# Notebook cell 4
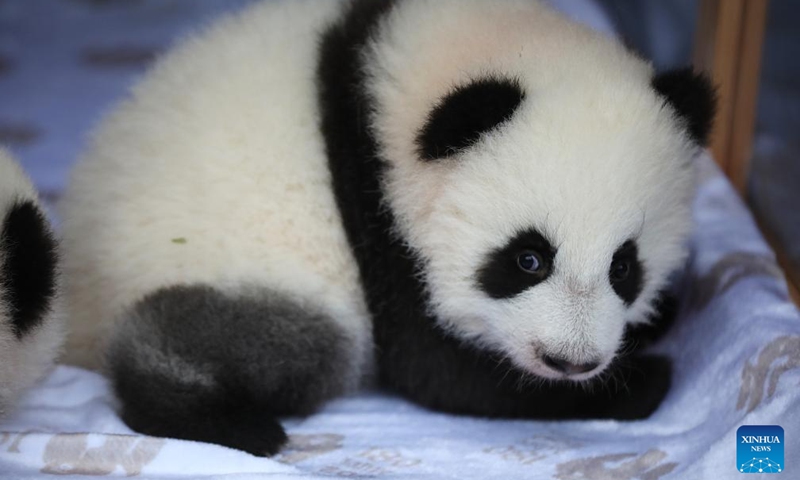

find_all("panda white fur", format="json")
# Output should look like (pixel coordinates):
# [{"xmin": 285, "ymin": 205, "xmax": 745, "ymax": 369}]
[
  {"xmin": 0, "ymin": 149, "xmax": 62, "ymax": 419},
  {"xmin": 61, "ymin": 0, "xmax": 715, "ymax": 455}
]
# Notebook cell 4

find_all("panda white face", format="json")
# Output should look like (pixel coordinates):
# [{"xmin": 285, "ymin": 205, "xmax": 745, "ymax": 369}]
[
  {"xmin": 369, "ymin": 63, "xmax": 711, "ymax": 382},
  {"xmin": 360, "ymin": 0, "xmax": 715, "ymax": 382},
  {"xmin": 385, "ymin": 71, "xmax": 705, "ymax": 381}
]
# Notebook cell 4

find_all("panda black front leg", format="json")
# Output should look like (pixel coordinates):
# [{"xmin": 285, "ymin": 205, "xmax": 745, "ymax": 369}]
[
  {"xmin": 107, "ymin": 284, "xmax": 356, "ymax": 456},
  {"xmin": 592, "ymin": 354, "xmax": 673, "ymax": 420},
  {"xmin": 377, "ymin": 318, "xmax": 671, "ymax": 421}
]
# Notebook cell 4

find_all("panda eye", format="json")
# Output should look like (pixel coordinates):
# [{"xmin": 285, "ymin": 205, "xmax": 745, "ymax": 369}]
[
  {"xmin": 610, "ymin": 259, "xmax": 631, "ymax": 283},
  {"xmin": 517, "ymin": 251, "xmax": 543, "ymax": 273}
]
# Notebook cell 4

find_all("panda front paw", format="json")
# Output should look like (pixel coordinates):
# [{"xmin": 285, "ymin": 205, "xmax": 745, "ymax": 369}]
[
  {"xmin": 604, "ymin": 355, "xmax": 672, "ymax": 420},
  {"xmin": 206, "ymin": 413, "xmax": 289, "ymax": 457},
  {"xmin": 121, "ymin": 405, "xmax": 289, "ymax": 457}
]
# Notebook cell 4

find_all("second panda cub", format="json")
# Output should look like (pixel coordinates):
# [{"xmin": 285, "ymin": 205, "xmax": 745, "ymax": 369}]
[
  {"xmin": 61, "ymin": 0, "xmax": 715, "ymax": 455},
  {"xmin": 0, "ymin": 149, "xmax": 62, "ymax": 420}
]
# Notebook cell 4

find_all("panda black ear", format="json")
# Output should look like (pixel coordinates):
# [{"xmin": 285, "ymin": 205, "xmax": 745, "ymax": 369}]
[
  {"xmin": 652, "ymin": 67, "xmax": 717, "ymax": 146},
  {"xmin": 0, "ymin": 200, "xmax": 58, "ymax": 339},
  {"xmin": 416, "ymin": 77, "xmax": 526, "ymax": 161}
]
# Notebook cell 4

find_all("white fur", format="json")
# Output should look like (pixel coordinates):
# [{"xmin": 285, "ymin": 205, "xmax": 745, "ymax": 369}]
[
  {"xmin": 60, "ymin": 0, "xmax": 372, "ymax": 379},
  {"xmin": 0, "ymin": 149, "xmax": 64, "ymax": 418},
  {"xmin": 62, "ymin": 0, "xmax": 697, "ymax": 383}
]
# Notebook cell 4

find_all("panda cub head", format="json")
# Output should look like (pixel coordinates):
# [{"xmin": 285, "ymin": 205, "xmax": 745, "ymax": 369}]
[
  {"xmin": 0, "ymin": 149, "xmax": 62, "ymax": 418},
  {"xmin": 365, "ymin": 4, "xmax": 715, "ymax": 381}
]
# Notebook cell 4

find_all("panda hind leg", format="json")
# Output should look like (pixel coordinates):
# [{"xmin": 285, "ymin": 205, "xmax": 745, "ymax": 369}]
[{"xmin": 107, "ymin": 284, "xmax": 356, "ymax": 456}]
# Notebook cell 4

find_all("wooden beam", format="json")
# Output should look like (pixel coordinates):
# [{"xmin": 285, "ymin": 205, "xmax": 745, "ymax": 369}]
[
  {"xmin": 694, "ymin": 0, "xmax": 745, "ymax": 174},
  {"xmin": 693, "ymin": 0, "xmax": 769, "ymax": 195},
  {"xmin": 727, "ymin": 0, "xmax": 769, "ymax": 192}
]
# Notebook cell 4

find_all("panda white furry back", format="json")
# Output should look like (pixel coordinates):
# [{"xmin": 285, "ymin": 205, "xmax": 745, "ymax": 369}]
[
  {"xmin": 0, "ymin": 149, "xmax": 63, "ymax": 419},
  {"xmin": 60, "ymin": 0, "xmax": 715, "ymax": 455}
]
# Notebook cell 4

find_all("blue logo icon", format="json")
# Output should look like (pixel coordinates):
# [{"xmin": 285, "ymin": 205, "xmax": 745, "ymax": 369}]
[{"xmin": 737, "ymin": 425, "xmax": 784, "ymax": 473}]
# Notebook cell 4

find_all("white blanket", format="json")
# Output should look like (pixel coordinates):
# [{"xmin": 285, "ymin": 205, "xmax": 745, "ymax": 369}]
[{"xmin": 2, "ymin": 155, "xmax": 798, "ymax": 480}]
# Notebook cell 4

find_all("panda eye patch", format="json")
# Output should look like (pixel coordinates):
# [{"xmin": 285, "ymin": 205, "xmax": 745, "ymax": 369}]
[
  {"xmin": 477, "ymin": 229, "xmax": 556, "ymax": 299},
  {"xmin": 609, "ymin": 240, "xmax": 644, "ymax": 306},
  {"xmin": 517, "ymin": 251, "xmax": 543, "ymax": 273}
]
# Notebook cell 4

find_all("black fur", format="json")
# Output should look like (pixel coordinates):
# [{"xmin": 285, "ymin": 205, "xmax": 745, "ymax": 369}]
[
  {"xmin": 319, "ymin": 0, "xmax": 669, "ymax": 421},
  {"xmin": 653, "ymin": 68, "xmax": 717, "ymax": 146},
  {"xmin": 624, "ymin": 291, "xmax": 680, "ymax": 353},
  {"xmin": 609, "ymin": 240, "xmax": 644, "ymax": 306},
  {"xmin": 107, "ymin": 285, "xmax": 353, "ymax": 456},
  {"xmin": 0, "ymin": 200, "xmax": 57, "ymax": 339},
  {"xmin": 477, "ymin": 228, "xmax": 556, "ymax": 299},
  {"xmin": 416, "ymin": 78, "xmax": 525, "ymax": 160}
]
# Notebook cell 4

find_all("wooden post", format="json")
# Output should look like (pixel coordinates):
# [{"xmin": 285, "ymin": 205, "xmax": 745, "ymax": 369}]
[{"xmin": 693, "ymin": 0, "xmax": 769, "ymax": 194}]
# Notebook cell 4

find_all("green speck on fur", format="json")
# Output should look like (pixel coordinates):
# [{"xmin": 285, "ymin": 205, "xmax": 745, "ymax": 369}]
[{"xmin": 171, "ymin": 237, "xmax": 188, "ymax": 245}]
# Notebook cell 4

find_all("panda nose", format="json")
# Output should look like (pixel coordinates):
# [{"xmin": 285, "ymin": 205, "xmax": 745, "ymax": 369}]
[{"xmin": 542, "ymin": 354, "xmax": 600, "ymax": 375}]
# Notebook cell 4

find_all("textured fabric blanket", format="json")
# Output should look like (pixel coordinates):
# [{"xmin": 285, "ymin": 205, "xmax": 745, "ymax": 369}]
[{"xmin": 2, "ymin": 155, "xmax": 798, "ymax": 480}]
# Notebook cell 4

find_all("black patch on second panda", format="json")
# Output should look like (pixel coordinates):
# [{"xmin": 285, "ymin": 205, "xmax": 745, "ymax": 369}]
[
  {"xmin": 652, "ymin": 68, "xmax": 717, "ymax": 146},
  {"xmin": 0, "ymin": 200, "xmax": 57, "ymax": 339},
  {"xmin": 416, "ymin": 78, "xmax": 525, "ymax": 160},
  {"xmin": 477, "ymin": 228, "xmax": 556, "ymax": 299},
  {"xmin": 609, "ymin": 240, "xmax": 644, "ymax": 306}
]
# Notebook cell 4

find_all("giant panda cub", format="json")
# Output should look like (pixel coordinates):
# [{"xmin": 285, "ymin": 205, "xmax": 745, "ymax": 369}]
[
  {"xmin": 0, "ymin": 149, "xmax": 62, "ymax": 419},
  {"xmin": 61, "ymin": 0, "xmax": 715, "ymax": 455}
]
